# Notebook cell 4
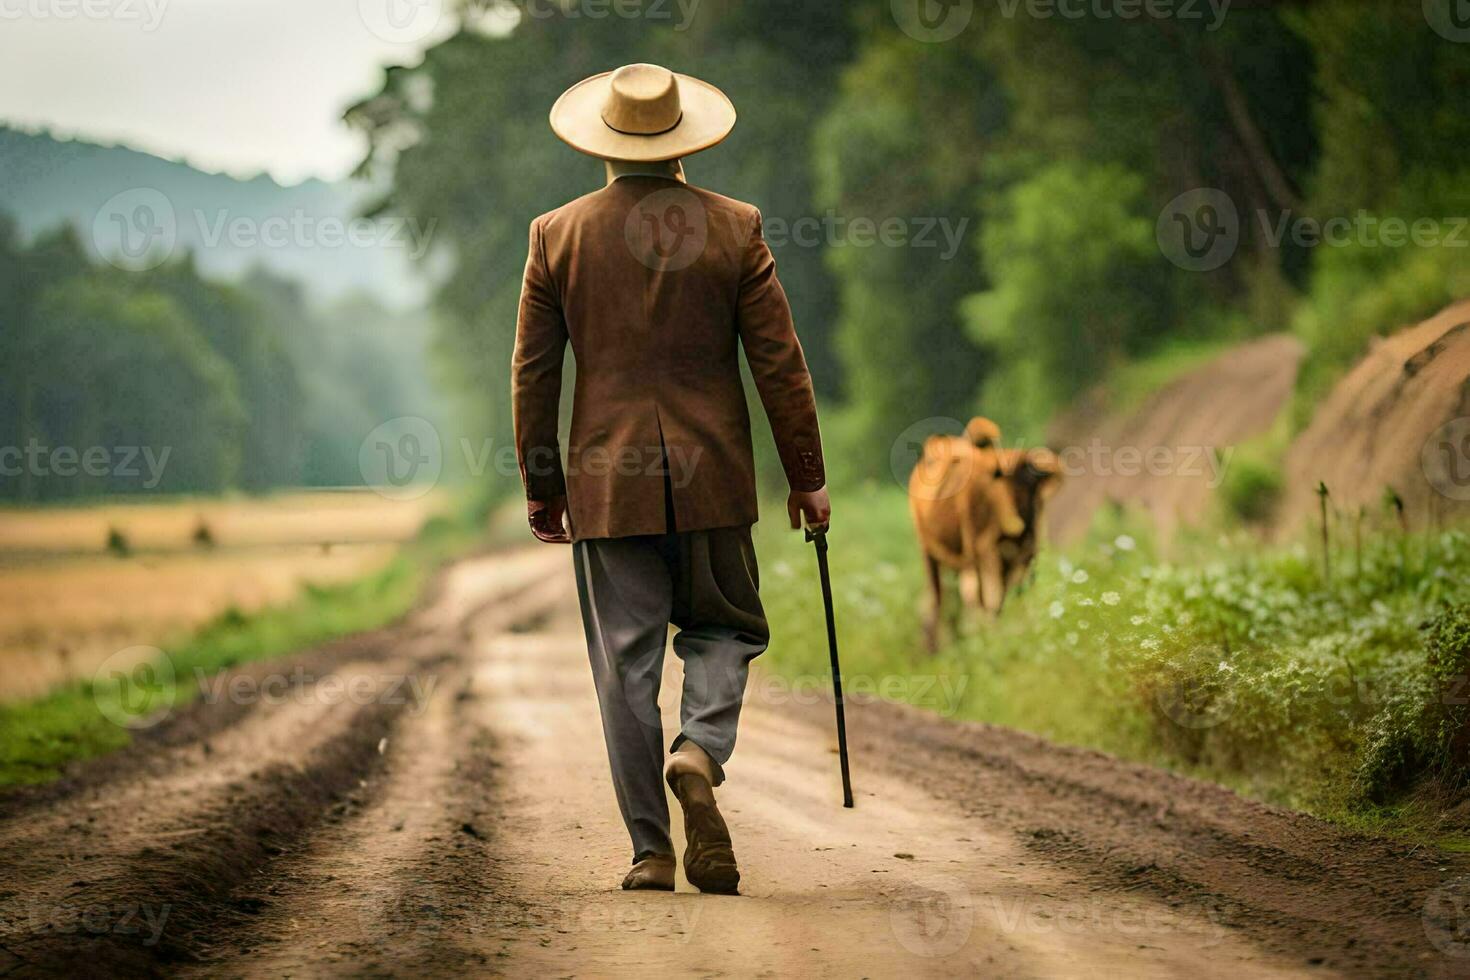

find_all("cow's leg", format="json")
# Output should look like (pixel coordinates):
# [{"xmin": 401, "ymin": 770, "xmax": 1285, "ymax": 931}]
[
  {"xmin": 958, "ymin": 569, "xmax": 980, "ymax": 608},
  {"xmin": 957, "ymin": 490, "xmax": 980, "ymax": 613},
  {"xmin": 947, "ymin": 579, "xmax": 965, "ymax": 637},
  {"xmin": 976, "ymin": 538, "xmax": 1005, "ymax": 617},
  {"xmin": 921, "ymin": 552, "xmax": 943, "ymax": 652}
]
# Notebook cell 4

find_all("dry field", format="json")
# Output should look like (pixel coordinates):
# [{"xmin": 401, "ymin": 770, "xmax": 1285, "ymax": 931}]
[
  {"xmin": 0, "ymin": 491, "xmax": 441, "ymax": 702},
  {"xmin": 0, "ymin": 490, "xmax": 436, "ymax": 554}
]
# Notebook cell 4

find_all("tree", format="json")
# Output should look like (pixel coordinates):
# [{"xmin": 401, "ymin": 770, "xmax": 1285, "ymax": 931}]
[
  {"xmin": 965, "ymin": 162, "xmax": 1165, "ymax": 439},
  {"xmin": 811, "ymin": 33, "xmax": 1000, "ymax": 475},
  {"xmin": 27, "ymin": 276, "xmax": 245, "ymax": 496},
  {"xmin": 145, "ymin": 260, "xmax": 305, "ymax": 490}
]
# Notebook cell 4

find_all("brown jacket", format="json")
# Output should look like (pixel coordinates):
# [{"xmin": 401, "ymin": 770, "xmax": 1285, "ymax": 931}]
[{"xmin": 512, "ymin": 175, "xmax": 824, "ymax": 539}]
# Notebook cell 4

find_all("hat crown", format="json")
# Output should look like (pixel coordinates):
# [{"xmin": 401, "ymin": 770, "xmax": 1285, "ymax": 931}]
[{"xmin": 601, "ymin": 64, "xmax": 682, "ymax": 136}]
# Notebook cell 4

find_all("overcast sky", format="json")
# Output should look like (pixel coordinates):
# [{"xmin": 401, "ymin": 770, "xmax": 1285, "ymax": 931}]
[{"xmin": 0, "ymin": 0, "xmax": 462, "ymax": 184}]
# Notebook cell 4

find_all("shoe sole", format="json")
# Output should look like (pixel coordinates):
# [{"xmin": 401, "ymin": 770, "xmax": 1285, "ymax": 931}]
[{"xmin": 671, "ymin": 777, "xmax": 740, "ymax": 895}]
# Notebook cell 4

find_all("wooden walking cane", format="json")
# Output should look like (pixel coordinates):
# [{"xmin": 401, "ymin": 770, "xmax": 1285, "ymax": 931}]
[{"xmin": 805, "ymin": 524, "xmax": 854, "ymax": 808}]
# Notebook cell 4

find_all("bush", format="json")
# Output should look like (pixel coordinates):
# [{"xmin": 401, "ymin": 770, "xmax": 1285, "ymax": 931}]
[
  {"xmin": 1221, "ymin": 457, "xmax": 1284, "ymax": 525},
  {"xmin": 1356, "ymin": 603, "xmax": 1470, "ymax": 803},
  {"xmin": 106, "ymin": 526, "xmax": 131, "ymax": 557},
  {"xmin": 965, "ymin": 162, "xmax": 1171, "ymax": 440}
]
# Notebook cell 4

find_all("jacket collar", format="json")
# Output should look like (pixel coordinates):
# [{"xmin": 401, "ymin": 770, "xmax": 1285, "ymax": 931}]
[{"xmin": 605, "ymin": 159, "xmax": 686, "ymax": 186}]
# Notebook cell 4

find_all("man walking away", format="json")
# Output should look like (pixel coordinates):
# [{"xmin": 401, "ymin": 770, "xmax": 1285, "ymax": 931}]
[{"xmin": 512, "ymin": 63, "xmax": 831, "ymax": 894}]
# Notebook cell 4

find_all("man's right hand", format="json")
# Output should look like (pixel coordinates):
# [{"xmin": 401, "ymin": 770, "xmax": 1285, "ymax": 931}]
[
  {"xmin": 787, "ymin": 485, "xmax": 831, "ymax": 531},
  {"xmin": 528, "ymin": 496, "xmax": 572, "ymax": 544}
]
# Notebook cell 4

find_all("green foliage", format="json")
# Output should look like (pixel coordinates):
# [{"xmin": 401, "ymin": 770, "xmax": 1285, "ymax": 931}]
[
  {"xmin": 245, "ymin": 272, "xmax": 452, "ymax": 488},
  {"xmin": 966, "ymin": 163, "xmax": 1167, "ymax": 439},
  {"xmin": 0, "ymin": 221, "xmax": 450, "ymax": 501},
  {"xmin": 1221, "ymin": 456, "xmax": 1284, "ymax": 526},
  {"xmin": 1356, "ymin": 604, "xmax": 1470, "ymax": 804},
  {"xmin": 143, "ymin": 263, "xmax": 303, "ymax": 491},
  {"xmin": 27, "ymin": 275, "xmax": 246, "ymax": 494},
  {"xmin": 1290, "ymin": 223, "xmax": 1470, "ymax": 429},
  {"xmin": 810, "ymin": 35, "xmax": 997, "ymax": 468},
  {"xmin": 1281, "ymin": 4, "xmax": 1470, "ymax": 428},
  {"xmin": 1285, "ymin": 3, "xmax": 1470, "ymax": 217}
]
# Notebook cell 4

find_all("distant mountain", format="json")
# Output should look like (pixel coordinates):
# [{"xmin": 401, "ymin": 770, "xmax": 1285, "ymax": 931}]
[{"xmin": 0, "ymin": 126, "xmax": 433, "ymax": 311}]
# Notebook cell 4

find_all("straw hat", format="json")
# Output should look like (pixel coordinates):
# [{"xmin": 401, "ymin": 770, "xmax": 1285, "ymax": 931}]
[{"xmin": 549, "ymin": 63, "xmax": 736, "ymax": 162}]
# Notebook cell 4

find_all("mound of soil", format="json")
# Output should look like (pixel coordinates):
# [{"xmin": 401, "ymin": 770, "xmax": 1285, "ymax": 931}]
[
  {"xmin": 1046, "ymin": 334, "xmax": 1305, "ymax": 544},
  {"xmin": 1279, "ymin": 299, "xmax": 1470, "ymax": 535}
]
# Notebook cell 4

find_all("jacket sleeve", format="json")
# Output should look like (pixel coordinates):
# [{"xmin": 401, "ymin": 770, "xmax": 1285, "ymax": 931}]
[
  {"xmin": 736, "ymin": 210, "xmax": 826, "ymax": 492},
  {"xmin": 512, "ymin": 217, "xmax": 569, "ymax": 501}
]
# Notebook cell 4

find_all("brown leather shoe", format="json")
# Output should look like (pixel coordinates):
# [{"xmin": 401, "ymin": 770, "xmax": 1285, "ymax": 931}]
[
  {"xmin": 621, "ymin": 853, "xmax": 675, "ymax": 891},
  {"xmin": 665, "ymin": 744, "xmax": 740, "ymax": 895}
]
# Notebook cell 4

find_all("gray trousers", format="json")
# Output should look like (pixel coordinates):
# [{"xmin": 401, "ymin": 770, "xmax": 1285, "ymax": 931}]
[{"xmin": 573, "ymin": 525, "xmax": 768, "ymax": 861}]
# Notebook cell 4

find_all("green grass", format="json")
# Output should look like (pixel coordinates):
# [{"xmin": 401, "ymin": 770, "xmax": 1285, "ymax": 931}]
[
  {"xmin": 756, "ymin": 484, "xmax": 1470, "ymax": 825},
  {"xmin": 0, "ymin": 515, "xmax": 477, "ymax": 788}
]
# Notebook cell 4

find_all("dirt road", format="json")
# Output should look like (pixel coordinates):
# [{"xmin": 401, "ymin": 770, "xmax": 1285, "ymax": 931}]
[
  {"xmin": 1, "ymin": 548, "xmax": 1464, "ymax": 977},
  {"xmin": 1045, "ymin": 333, "xmax": 1304, "ymax": 545}
]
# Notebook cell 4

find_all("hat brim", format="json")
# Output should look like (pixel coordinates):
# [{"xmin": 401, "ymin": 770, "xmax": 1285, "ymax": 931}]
[{"xmin": 549, "ymin": 70, "xmax": 736, "ymax": 162}]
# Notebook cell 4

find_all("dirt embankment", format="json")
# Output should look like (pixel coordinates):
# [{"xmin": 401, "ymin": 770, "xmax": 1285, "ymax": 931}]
[
  {"xmin": 1045, "ymin": 334, "xmax": 1305, "ymax": 544},
  {"xmin": 1278, "ymin": 299, "xmax": 1470, "ymax": 535}
]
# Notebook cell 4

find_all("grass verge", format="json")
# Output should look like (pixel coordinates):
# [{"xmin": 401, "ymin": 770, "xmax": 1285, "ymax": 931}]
[{"xmin": 755, "ymin": 483, "xmax": 1470, "ymax": 832}]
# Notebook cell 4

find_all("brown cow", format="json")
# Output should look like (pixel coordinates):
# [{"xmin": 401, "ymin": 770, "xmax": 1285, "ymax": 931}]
[
  {"xmin": 908, "ymin": 418, "xmax": 1022, "ymax": 650},
  {"xmin": 908, "ymin": 424, "xmax": 1062, "ymax": 651}
]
